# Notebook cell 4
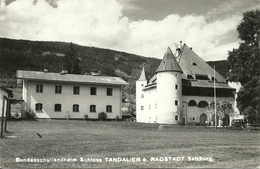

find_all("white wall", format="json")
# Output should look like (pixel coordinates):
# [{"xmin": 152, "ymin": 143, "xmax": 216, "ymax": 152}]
[
  {"xmin": 157, "ymin": 72, "xmax": 182, "ymax": 124},
  {"xmin": 24, "ymin": 80, "xmax": 122, "ymax": 119}
]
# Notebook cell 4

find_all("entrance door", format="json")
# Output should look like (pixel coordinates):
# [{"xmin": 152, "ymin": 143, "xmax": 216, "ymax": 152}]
[{"xmin": 200, "ymin": 113, "xmax": 207, "ymax": 125}]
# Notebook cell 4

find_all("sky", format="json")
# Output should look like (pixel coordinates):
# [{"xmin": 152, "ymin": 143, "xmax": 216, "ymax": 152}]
[{"xmin": 1, "ymin": 0, "xmax": 259, "ymax": 61}]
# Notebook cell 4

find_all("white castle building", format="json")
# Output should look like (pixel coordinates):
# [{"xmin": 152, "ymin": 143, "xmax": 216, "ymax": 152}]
[{"xmin": 136, "ymin": 44, "xmax": 236, "ymax": 125}]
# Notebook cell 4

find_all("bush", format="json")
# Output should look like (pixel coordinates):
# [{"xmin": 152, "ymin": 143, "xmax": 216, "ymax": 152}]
[
  {"xmin": 98, "ymin": 112, "xmax": 107, "ymax": 121},
  {"xmin": 84, "ymin": 114, "xmax": 88, "ymax": 121}
]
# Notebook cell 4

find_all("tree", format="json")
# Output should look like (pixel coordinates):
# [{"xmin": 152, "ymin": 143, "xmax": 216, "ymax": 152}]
[
  {"xmin": 63, "ymin": 42, "xmax": 81, "ymax": 74},
  {"xmin": 228, "ymin": 9, "xmax": 260, "ymax": 122},
  {"xmin": 207, "ymin": 101, "xmax": 234, "ymax": 126}
]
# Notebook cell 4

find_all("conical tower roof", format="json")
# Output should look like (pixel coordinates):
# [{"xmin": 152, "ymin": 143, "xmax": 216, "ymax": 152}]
[
  {"xmin": 155, "ymin": 47, "xmax": 182, "ymax": 73},
  {"xmin": 138, "ymin": 67, "xmax": 148, "ymax": 81}
]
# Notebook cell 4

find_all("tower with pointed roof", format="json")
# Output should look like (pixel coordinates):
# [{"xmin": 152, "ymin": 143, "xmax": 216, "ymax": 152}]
[
  {"xmin": 156, "ymin": 47, "xmax": 183, "ymax": 124},
  {"xmin": 136, "ymin": 67, "xmax": 148, "ymax": 122},
  {"xmin": 136, "ymin": 44, "xmax": 236, "ymax": 125}
]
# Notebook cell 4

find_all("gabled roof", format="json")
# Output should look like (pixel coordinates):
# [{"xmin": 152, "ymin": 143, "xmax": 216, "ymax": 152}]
[
  {"xmin": 155, "ymin": 47, "xmax": 182, "ymax": 73},
  {"xmin": 178, "ymin": 44, "xmax": 226, "ymax": 82},
  {"xmin": 138, "ymin": 67, "xmax": 148, "ymax": 81},
  {"xmin": 16, "ymin": 70, "xmax": 129, "ymax": 86},
  {"xmin": 143, "ymin": 44, "xmax": 233, "ymax": 90}
]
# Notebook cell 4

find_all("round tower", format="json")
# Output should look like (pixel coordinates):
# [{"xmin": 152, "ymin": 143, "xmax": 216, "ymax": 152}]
[
  {"xmin": 136, "ymin": 67, "xmax": 147, "ymax": 123},
  {"xmin": 156, "ymin": 47, "xmax": 183, "ymax": 124}
]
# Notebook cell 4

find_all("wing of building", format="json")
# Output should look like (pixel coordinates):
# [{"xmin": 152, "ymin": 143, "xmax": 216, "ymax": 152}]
[
  {"xmin": 17, "ymin": 70, "xmax": 128, "ymax": 119},
  {"xmin": 136, "ymin": 44, "xmax": 236, "ymax": 126}
]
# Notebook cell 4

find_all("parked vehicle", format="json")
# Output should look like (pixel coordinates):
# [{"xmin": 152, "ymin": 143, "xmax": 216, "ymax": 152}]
[{"xmin": 231, "ymin": 119, "xmax": 246, "ymax": 128}]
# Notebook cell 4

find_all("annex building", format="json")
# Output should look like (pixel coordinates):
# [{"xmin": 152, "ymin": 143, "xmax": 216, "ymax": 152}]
[
  {"xmin": 16, "ymin": 69, "xmax": 128, "ymax": 119},
  {"xmin": 136, "ymin": 44, "xmax": 236, "ymax": 126}
]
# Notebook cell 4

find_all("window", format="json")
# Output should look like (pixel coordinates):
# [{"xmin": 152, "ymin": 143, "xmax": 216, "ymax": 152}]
[
  {"xmin": 106, "ymin": 105, "xmax": 112, "ymax": 112},
  {"xmin": 141, "ymin": 94, "xmax": 144, "ymax": 98},
  {"xmin": 149, "ymin": 105, "xmax": 151, "ymax": 110},
  {"xmin": 107, "ymin": 88, "xmax": 113, "ymax": 96},
  {"xmin": 175, "ymin": 100, "xmax": 179, "ymax": 106},
  {"xmin": 155, "ymin": 104, "xmax": 157, "ymax": 109},
  {"xmin": 198, "ymin": 101, "xmax": 209, "ymax": 108},
  {"xmin": 175, "ymin": 85, "xmax": 179, "ymax": 89},
  {"xmin": 36, "ymin": 84, "xmax": 43, "ymax": 93},
  {"xmin": 73, "ymin": 104, "xmax": 79, "ymax": 112},
  {"xmin": 90, "ymin": 87, "xmax": 96, "ymax": 95},
  {"xmin": 175, "ymin": 73, "xmax": 178, "ymax": 76},
  {"xmin": 54, "ymin": 104, "xmax": 62, "ymax": 112},
  {"xmin": 55, "ymin": 85, "xmax": 62, "ymax": 94},
  {"xmin": 35, "ymin": 103, "xmax": 43, "ymax": 111},
  {"xmin": 73, "ymin": 86, "xmax": 80, "ymax": 95},
  {"xmin": 192, "ymin": 116, "xmax": 196, "ymax": 121},
  {"xmin": 141, "ymin": 84, "xmax": 144, "ymax": 87},
  {"xmin": 141, "ymin": 106, "xmax": 144, "ymax": 110},
  {"xmin": 188, "ymin": 100, "xmax": 197, "ymax": 106},
  {"xmin": 90, "ymin": 105, "xmax": 96, "ymax": 112},
  {"xmin": 175, "ymin": 115, "xmax": 179, "ymax": 121}
]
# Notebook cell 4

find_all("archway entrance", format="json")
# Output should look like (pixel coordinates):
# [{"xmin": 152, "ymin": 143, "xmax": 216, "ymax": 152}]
[{"xmin": 200, "ymin": 113, "xmax": 207, "ymax": 125}]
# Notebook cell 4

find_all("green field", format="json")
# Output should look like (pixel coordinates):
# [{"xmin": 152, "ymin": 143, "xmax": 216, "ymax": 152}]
[{"xmin": 0, "ymin": 120, "xmax": 259, "ymax": 168}]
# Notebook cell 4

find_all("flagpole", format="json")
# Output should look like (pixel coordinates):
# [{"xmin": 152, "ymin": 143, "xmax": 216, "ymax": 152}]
[{"xmin": 214, "ymin": 65, "xmax": 217, "ymax": 130}]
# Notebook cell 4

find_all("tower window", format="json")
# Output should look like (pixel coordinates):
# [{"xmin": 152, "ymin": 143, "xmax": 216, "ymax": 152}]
[
  {"xmin": 175, "ymin": 85, "xmax": 179, "ymax": 89},
  {"xmin": 175, "ymin": 100, "xmax": 179, "ymax": 106},
  {"xmin": 141, "ymin": 106, "xmax": 144, "ymax": 110},
  {"xmin": 175, "ymin": 115, "xmax": 179, "ymax": 121}
]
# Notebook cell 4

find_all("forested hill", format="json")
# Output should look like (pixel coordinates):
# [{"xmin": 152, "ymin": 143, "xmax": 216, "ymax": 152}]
[{"xmin": 0, "ymin": 37, "xmax": 229, "ymax": 98}]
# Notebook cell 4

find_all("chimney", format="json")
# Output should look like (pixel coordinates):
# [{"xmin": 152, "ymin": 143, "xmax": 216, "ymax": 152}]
[
  {"xmin": 43, "ymin": 66, "xmax": 49, "ymax": 73},
  {"xmin": 60, "ymin": 67, "xmax": 68, "ymax": 75},
  {"xmin": 176, "ymin": 48, "xmax": 181, "ymax": 56}
]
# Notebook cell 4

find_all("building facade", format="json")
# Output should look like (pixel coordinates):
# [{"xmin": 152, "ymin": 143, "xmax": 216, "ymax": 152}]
[
  {"xmin": 17, "ymin": 70, "xmax": 128, "ymax": 119},
  {"xmin": 136, "ymin": 44, "xmax": 236, "ymax": 125}
]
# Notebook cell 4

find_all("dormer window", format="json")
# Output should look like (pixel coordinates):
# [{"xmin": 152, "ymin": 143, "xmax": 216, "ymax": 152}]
[
  {"xmin": 211, "ymin": 77, "xmax": 217, "ymax": 81},
  {"xmin": 192, "ymin": 62, "xmax": 197, "ymax": 66},
  {"xmin": 187, "ymin": 75, "xmax": 194, "ymax": 79}
]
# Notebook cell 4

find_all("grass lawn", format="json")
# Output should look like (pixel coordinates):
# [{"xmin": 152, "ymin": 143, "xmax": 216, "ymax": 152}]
[{"xmin": 0, "ymin": 120, "xmax": 259, "ymax": 168}]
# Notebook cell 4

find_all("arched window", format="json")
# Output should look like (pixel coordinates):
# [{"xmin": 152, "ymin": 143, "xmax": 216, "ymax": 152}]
[
  {"xmin": 73, "ymin": 104, "xmax": 79, "ymax": 112},
  {"xmin": 54, "ymin": 104, "xmax": 62, "ymax": 112},
  {"xmin": 198, "ymin": 101, "xmax": 209, "ymax": 108},
  {"xmin": 90, "ymin": 105, "xmax": 96, "ymax": 112},
  {"xmin": 35, "ymin": 103, "xmax": 43, "ymax": 111},
  {"xmin": 188, "ymin": 100, "xmax": 197, "ymax": 106},
  {"xmin": 106, "ymin": 105, "xmax": 112, "ymax": 112}
]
